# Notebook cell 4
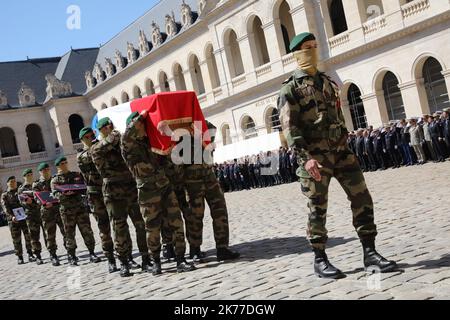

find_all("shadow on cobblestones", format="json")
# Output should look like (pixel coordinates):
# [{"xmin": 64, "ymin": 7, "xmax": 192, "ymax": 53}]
[
  {"xmin": 0, "ymin": 250, "xmax": 14, "ymax": 258},
  {"xmin": 399, "ymin": 254, "xmax": 450, "ymax": 270}
]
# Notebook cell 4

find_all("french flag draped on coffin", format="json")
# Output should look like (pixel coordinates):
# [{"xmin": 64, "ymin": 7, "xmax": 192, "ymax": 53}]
[{"xmin": 92, "ymin": 91, "xmax": 212, "ymax": 155}]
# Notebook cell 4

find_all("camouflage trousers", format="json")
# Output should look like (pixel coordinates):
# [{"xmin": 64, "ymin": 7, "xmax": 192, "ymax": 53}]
[
  {"xmin": 60, "ymin": 206, "xmax": 96, "ymax": 254},
  {"xmin": 104, "ymin": 181, "xmax": 148, "ymax": 261},
  {"xmin": 25, "ymin": 209, "xmax": 43, "ymax": 255},
  {"xmin": 138, "ymin": 182, "xmax": 186, "ymax": 259},
  {"xmin": 87, "ymin": 192, "xmax": 114, "ymax": 257},
  {"xmin": 184, "ymin": 164, "xmax": 230, "ymax": 249},
  {"xmin": 299, "ymin": 147, "xmax": 377, "ymax": 250},
  {"xmin": 8, "ymin": 220, "xmax": 32, "ymax": 257},
  {"xmin": 41, "ymin": 206, "xmax": 66, "ymax": 255},
  {"xmin": 161, "ymin": 184, "xmax": 191, "ymax": 246}
]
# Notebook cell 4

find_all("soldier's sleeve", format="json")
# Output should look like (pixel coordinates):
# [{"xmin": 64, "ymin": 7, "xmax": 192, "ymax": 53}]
[
  {"xmin": 1, "ymin": 193, "xmax": 14, "ymax": 220},
  {"xmin": 278, "ymin": 83, "xmax": 312, "ymax": 166}
]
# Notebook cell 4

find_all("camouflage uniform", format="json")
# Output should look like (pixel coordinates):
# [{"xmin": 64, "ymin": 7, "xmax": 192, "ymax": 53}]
[
  {"xmin": 50, "ymin": 171, "xmax": 96, "ymax": 254},
  {"xmin": 78, "ymin": 144, "xmax": 114, "ymax": 258},
  {"xmin": 33, "ymin": 177, "xmax": 66, "ymax": 255},
  {"xmin": 18, "ymin": 183, "xmax": 42, "ymax": 255},
  {"xmin": 120, "ymin": 116, "xmax": 186, "ymax": 259},
  {"xmin": 278, "ymin": 69, "xmax": 377, "ymax": 250},
  {"xmin": 91, "ymin": 130, "xmax": 148, "ymax": 261},
  {"xmin": 1, "ymin": 188, "xmax": 32, "ymax": 257}
]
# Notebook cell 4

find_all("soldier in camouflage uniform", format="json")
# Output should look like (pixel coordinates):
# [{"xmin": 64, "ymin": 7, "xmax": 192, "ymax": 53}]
[
  {"xmin": 121, "ymin": 111, "xmax": 195, "ymax": 275},
  {"xmin": 18, "ymin": 169, "xmax": 44, "ymax": 265},
  {"xmin": 1, "ymin": 176, "xmax": 34, "ymax": 264},
  {"xmin": 33, "ymin": 162, "xmax": 67, "ymax": 266},
  {"xmin": 91, "ymin": 118, "xmax": 150, "ymax": 277},
  {"xmin": 78, "ymin": 127, "xmax": 118, "ymax": 273},
  {"xmin": 278, "ymin": 32, "xmax": 397, "ymax": 279},
  {"xmin": 51, "ymin": 156, "xmax": 101, "ymax": 266}
]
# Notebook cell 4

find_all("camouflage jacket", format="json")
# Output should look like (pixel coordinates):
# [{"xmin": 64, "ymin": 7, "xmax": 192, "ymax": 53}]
[
  {"xmin": 50, "ymin": 171, "xmax": 84, "ymax": 211},
  {"xmin": 278, "ymin": 69, "xmax": 348, "ymax": 167},
  {"xmin": 18, "ymin": 183, "xmax": 40, "ymax": 214},
  {"xmin": 1, "ymin": 188, "xmax": 22, "ymax": 222},
  {"xmin": 77, "ymin": 143, "xmax": 103, "ymax": 194},
  {"xmin": 32, "ymin": 176, "xmax": 60, "ymax": 214},
  {"xmin": 120, "ymin": 115, "xmax": 170, "ymax": 190}
]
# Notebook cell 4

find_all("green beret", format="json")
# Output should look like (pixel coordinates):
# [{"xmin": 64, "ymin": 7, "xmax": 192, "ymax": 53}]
[
  {"xmin": 54, "ymin": 156, "xmax": 67, "ymax": 167},
  {"xmin": 79, "ymin": 127, "xmax": 93, "ymax": 140},
  {"xmin": 7, "ymin": 176, "xmax": 16, "ymax": 182},
  {"xmin": 289, "ymin": 32, "xmax": 316, "ymax": 52},
  {"xmin": 37, "ymin": 162, "xmax": 49, "ymax": 172},
  {"xmin": 126, "ymin": 112, "xmax": 140, "ymax": 127},
  {"xmin": 96, "ymin": 117, "xmax": 112, "ymax": 130},
  {"xmin": 22, "ymin": 168, "xmax": 33, "ymax": 176}
]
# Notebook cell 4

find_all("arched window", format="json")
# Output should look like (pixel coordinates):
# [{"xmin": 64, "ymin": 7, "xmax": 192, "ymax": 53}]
[
  {"xmin": 173, "ymin": 64, "xmax": 187, "ymax": 91},
  {"xmin": 159, "ymin": 72, "xmax": 170, "ymax": 92},
  {"xmin": 205, "ymin": 44, "xmax": 221, "ymax": 89},
  {"xmin": 145, "ymin": 79, "xmax": 155, "ymax": 96},
  {"xmin": 248, "ymin": 16, "xmax": 270, "ymax": 67},
  {"xmin": 26, "ymin": 124, "xmax": 46, "ymax": 153},
  {"xmin": 241, "ymin": 116, "xmax": 258, "ymax": 140},
  {"xmin": 0, "ymin": 127, "xmax": 19, "ymax": 158},
  {"xmin": 423, "ymin": 57, "xmax": 449, "ymax": 114},
  {"xmin": 68, "ymin": 114, "xmax": 85, "ymax": 144},
  {"xmin": 221, "ymin": 124, "xmax": 232, "ymax": 146},
  {"xmin": 111, "ymin": 97, "xmax": 118, "ymax": 106},
  {"xmin": 265, "ymin": 108, "xmax": 281, "ymax": 133},
  {"xmin": 347, "ymin": 84, "xmax": 367, "ymax": 129},
  {"xmin": 133, "ymin": 86, "xmax": 142, "ymax": 100},
  {"xmin": 277, "ymin": 0, "xmax": 295, "ymax": 54},
  {"xmin": 121, "ymin": 92, "xmax": 130, "ymax": 103},
  {"xmin": 224, "ymin": 29, "xmax": 244, "ymax": 78},
  {"xmin": 383, "ymin": 72, "xmax": 405, "ymax": 121},
  {"xmin": 189, "ymin": 55, "xmax": 206, "ymax": 95},
  {"xmin": 329, "ymin": 0, "xmax": 348, "ymax": 36}
]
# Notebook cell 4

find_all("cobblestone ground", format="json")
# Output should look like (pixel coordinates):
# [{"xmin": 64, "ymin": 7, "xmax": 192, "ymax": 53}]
[{"xmin": 1, "ymin": 161, "xmax": 450, "ymax": 300}]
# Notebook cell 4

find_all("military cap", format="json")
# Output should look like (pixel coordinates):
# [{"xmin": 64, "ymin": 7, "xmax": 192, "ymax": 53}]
[
  {"xmin": 54, "ymin": 156, "xmax": 67, "ymax": 167},
  {"xmin": 289, "ymin": 32, "xmax": 316, "ymax": 52},
  {"xmin": 443, "ymin": 108, "xmax": 450, "ymax": 113},
  {"xmin": 79, "ymin": 127, "xmax": 93, "ymax": 140},
  {"xmin": 126, "ymin": 111, "xmax": 140, "ymax": 127},
  {"xmin": 37, "ymin": 162, "xmax": 49, "ymax": 172},
  {"xmin": 7, "ymin": 176, "xmax": 16, "ymax": 182},
  {"xmin": 96, "ymin": 117, "xmax": 112, "ymax": 130},
  {"xmin": 22, "ymin": 168, "xmax": 33, "ymax": 176}
]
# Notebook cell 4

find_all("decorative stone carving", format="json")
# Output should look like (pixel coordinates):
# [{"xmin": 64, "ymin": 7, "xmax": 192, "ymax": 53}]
[
  {"xmin": 115, "ymin": 50, "xmax": 125, "ymax": 70},
  {"xmin": 45, "ymin": 74, "xmax": 73, "ymax": 101},
  {"xmin": 0, "ymin": 90, "xmax": 8, "ymax": 107},
  {"xmin": 198, "ymin": 0, "xmax": 206, "ymax": 16},
  {"xmin": 127, "ymin": 42, "xmax": 138, "ymax": 63},
  {"xmin": 139, "ymin": 30, "xmax": 150, "ymax": 56},
  {"xmin": 165, "ymin": 11, "xmax": 177, "ymax": 38},
  {"xmin": 93, "ymin": 63, "xmax": 106, "ymax": 82},
  {"xmin": 18, "ymin": 83, "xmax": 36, "ymax": 107},
  {"xmin": 151, "ymin": 21, "xmax": 163, "ymax": 47},
  {"xmin": 85, "ymin": 71, "xmax": 96, "ymax": 89},
  {"xmin": 198, "ymin": 0, "xmax": 217, "ymax": 17},
  {"xmin": 105, "ymin": 58, "xmax": 116, "ymax": 77},
  {"xmin": 181, "ymin": 0, "xmax": 193, "ymax": 30}
]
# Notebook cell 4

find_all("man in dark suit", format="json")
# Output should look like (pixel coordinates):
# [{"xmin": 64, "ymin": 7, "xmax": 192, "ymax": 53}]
[
  {"xmin": 373, "ymin": 129, "xmax": 386, "ymax": 170},
  {"xmin": 355, "ymin": 129, "xmax": 368, "ymax": 172},
  {"xmin": 385, "ymin": 125, "xmax": 401, "ymax": 168},
  {"xmin": 428, "ymin": 115, "xmax": 446, "ymax": 162},
  {"xmin": 363, "ymin": 130, "xmax": 377, "ymax": 171}
]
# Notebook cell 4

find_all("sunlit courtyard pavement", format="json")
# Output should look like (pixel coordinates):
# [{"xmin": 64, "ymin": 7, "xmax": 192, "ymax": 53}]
[{"xmin": 1, "ymin": 161, "xmax": 450, "ymax": 300}]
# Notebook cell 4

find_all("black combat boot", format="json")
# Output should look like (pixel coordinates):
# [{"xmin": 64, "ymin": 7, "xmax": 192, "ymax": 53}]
[
  {"xmin": 176, "ymin": 256, "xmax": 196, "ymax": 273},
  {"xmin": 141, "ymin": 254, "xmax": 153, "ymax": 273},
  {"xmin": 152, "ymin": 257, "xmax": 162, "ymax": 276},
  {"xmin": 189, "ymin": 246, "xmax": 206, "ymax": 263},
  {"xmin": 28, "ymin": 252, "xmax": 36, "ymax": 263},
  {"xmin": 362, "ymin": 239, "xmax": 398, "ymax": 273},
  {"xmin": 106, "ymin": 252, "xmax": 118, "ymax": 273},
  {"xmin": 216, "ymin": 247, "xmax": 240, "ymax": 262},
  {"xmin": 163, "ymin": 244, "xmax": 176, "ymax": 262},
  {"xmin": 119, "ymin": 258, "xmax": 131, "ymax": 277},
  {"xmin": 89, "ymin": 251, "xmax": 101, "ymax": 263},
  {"xmin": 35, "ymin": 253, "xmax": 44, "ymax": 265},
  {"xmin": 313, "ymin": 249, "xmax": 346, "ymax": 279},
  {"xmin": 18, "ymin": 256, "xmax": 25, "ymax": 265},
  {"xmin": 68, "ymin": 250, "xmax": 78, "ymax": 266},
  {"xmin": 50, "ymin": 254, "xmax": 60, "ymax": 267},
  {"xmin": 128, "ymin": 255, "xmax": 141, "ymax": 269}
]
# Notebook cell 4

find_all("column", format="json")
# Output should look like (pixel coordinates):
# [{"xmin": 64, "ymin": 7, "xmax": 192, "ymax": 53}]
[
  {"xmin": 398, "ymin": 79, "xmax": 431, "ymax": 117},
  {"xmin": 342, "ymin": 0, "xmax": 365, "ymax": 39},
  {"xmin": 15, "ymin": 128, "xmax": 30, "ymax": 162},
  {"xmin": 183, "ymin": 69, "xmax": 195, "ymax": 92},
  {"xmin": 214, "ymin": 47, "xmax": 231, "ymax": 98},
  {"xmin": 381, "ymin": 0, "xmax": 404, "ymax": 33},
  {"xmin": 361, "ymin": 91, "xmax": 389, "ymax": 127},
  {"xmin": 442, "ymin": 69, "xmax": 450, "ymax": 98},
  {"xmin": 318, "ymin": 0, "xmax": 335, "ymax": 39},
  {"xmin": 262, "ymin": 21, "xmax": 283, "ymax": 66},
  {"xmin": 290, "ymin": 1, "xmax": 318, "ymax": 36},
  {"xmin": 199, "ymin": 59, "xmax": 214, "ymax": 101},
  {"xmin": 167, "ymin": 77, "xmax": 175, "ymax": 92},
  {"xmin": 237, "ymin": 35, "xmax": 256, "ymax": 84},
  {"xmin": 340, "ymin": 98, "xmax": 355, "ymax": 131}
]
